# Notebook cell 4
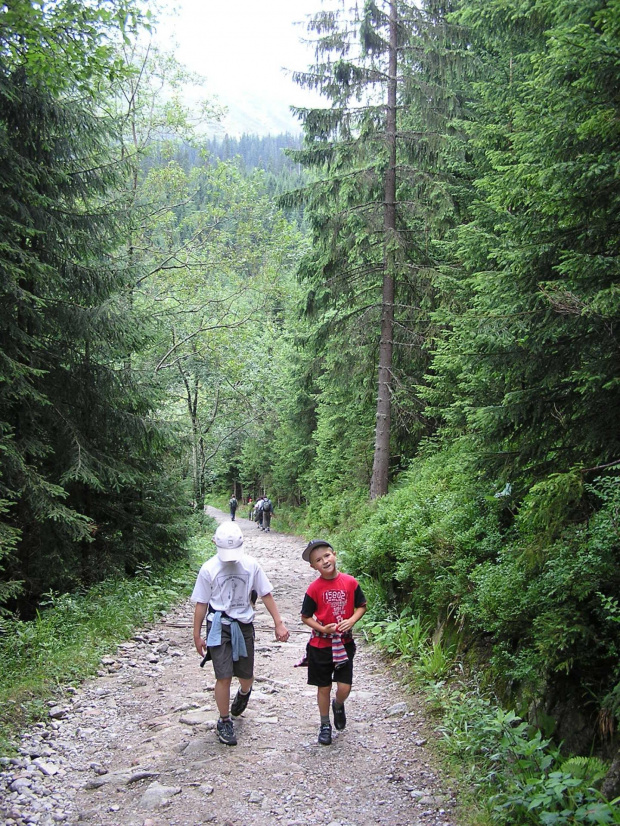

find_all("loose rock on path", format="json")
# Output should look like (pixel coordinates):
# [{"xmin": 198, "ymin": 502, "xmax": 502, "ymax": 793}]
[{"xmin": 0, "ymin": 507, "xmax": 461, "ymax": 826}]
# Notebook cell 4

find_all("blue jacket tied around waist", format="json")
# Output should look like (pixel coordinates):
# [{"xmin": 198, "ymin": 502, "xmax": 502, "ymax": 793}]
[{"xmin": 207, "ymin": 611, "xmax": 248, "ymax": 661}]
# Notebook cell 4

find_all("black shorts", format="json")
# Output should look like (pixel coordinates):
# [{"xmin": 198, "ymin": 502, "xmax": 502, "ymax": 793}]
[
  {"xmin": 306, "ymin": 641, "xmax": 356, "ymax": 687},
  {"xmin": 206, "ymin": 620, "xmax": 255, "ymax": 680}
]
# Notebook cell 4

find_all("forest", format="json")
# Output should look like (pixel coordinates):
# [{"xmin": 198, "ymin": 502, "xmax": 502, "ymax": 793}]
[{"xmin": 0, "ymin": 0, "xmax": 618, "ymax": 821}]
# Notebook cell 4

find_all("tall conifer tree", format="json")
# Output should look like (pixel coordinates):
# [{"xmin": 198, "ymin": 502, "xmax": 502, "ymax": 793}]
[
  {"xmin": 0, "ymin": 2, "xmax": 187, "ymax": 610},
  {"xmin": 429, "ymin": 0, "xmax": 620, "ymax": 483},
  {"xmin": 289, "ymin": 0, "xmax": 440, "ymax": 498}
]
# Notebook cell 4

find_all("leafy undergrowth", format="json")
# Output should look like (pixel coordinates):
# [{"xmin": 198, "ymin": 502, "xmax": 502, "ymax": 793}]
[
  {"xmin": 0, "ymin": 529, "xmax": 215, "ymax": 755},
  {"xmin": 361, "ymin": 608, "xmax": 620, "ymax": 826}
]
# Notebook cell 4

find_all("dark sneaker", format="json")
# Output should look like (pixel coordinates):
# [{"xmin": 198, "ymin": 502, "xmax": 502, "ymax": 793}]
[
  {"xmin": 332, "ymin": 699, "xmax": 346, "ymax": 730},
  {"xmin": 318, "ymin": 722, "xmax": 332, "ymax": 745},
  {"xmin": 230, "ymin": 688, "xmax": 252, "ymax": 717},
  {"xmin": 217, "ymin": 717, "xmax": 237, "ymax": 746}
]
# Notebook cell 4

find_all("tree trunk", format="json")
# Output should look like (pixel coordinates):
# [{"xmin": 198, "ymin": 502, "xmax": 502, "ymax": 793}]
[
  {"xmin": 176, "ymin": 346, "xmax": 202, "ymax": 508},
  {"xmin": 191, "ymin": 418, "xmax": 201, "ymax": 507},
  {"xmin": 370, "ymin": 0, "xmax": 397, "ymax": 500},
  {"xmin": 189, "ymin": 374, "xmax": 201, "ymax": 507},
  {"xmin": 601, "ymin": 748, "xmax": 620, "ymax": 801}
]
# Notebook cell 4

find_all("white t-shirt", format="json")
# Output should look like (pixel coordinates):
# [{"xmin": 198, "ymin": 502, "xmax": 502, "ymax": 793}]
[{"xmin": 190, "ymin": 553, "xmax": 273, "ymax": 624}]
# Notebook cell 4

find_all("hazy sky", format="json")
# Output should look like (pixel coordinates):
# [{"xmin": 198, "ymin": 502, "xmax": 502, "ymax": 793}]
[{"xmin": 154, "ymin": 0, "xmax": 329, "ymax": 135}]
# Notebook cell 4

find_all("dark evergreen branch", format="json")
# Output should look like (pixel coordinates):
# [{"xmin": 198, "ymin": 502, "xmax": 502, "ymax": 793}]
[{"xmin": 580, "ymin": 460, "xmax": 620, "ymax": 475}]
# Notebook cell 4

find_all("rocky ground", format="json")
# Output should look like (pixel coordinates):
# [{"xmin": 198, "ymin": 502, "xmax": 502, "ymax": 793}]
[{"xmin": 0, "ymin": 507, "xmax": 462, "ymax": 826}]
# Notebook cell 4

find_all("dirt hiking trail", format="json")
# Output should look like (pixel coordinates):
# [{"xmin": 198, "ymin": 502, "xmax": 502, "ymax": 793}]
[{"xmin": 0, "ymin": 507, "xmax": 461, "ymax": 826}]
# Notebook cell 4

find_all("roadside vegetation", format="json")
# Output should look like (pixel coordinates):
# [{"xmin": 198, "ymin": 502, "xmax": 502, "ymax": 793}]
[
  {"xmin": 0, "ymin": 520, "xmax": 215, "ymax": 754},
  {"xmin": 359, "ymin": 578, "xmax": 620, "ymax": 826}
]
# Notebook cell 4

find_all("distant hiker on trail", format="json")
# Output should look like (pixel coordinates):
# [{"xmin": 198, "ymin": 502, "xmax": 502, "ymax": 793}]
[
  {"xmin": 247, "ymin": 496, "xmax": 253, "ymax": 519},
  {"xmin": 254, "ymin": 496, "xmax": 264, "ymax": 529},
  {"xmin": 191, "ymin": 521, "xmax": 290, "ymax": 746},
  {"xmin": 229, "ymin": 495, "xmax": 237, "ymax": 521},
  {"xmin": 299, "ymin": 539, "xmax": 367, "ymax": 746},
  {"xmin": 261, "ymin": 496, "xmax": 274, "ymax": 532}
]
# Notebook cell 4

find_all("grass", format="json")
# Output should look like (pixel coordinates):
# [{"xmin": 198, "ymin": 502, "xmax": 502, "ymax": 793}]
[{"xmin": 0, "ymin": 528, "xmax": 216, "ymax": 755}]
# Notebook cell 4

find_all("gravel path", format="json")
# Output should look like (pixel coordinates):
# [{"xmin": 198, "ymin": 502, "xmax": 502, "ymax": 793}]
[{"xmin": 0, "ymin": 507, "xmax": 461, "ymax": 826}]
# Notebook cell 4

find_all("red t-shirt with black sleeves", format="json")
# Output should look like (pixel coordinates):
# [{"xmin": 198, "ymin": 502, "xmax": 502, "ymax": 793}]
[{"xmin": 301, "ymin": 572, "xmax": 367, "ymax": 649}]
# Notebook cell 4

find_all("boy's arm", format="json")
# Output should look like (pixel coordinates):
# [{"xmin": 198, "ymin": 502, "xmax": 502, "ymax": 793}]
[
  {"xmin": 337, "ymin": 604, "xmax": 367, "ymax": 633},
  {"xmin": 261, "ymin": 593, "xmax": 290, "ymax": 642},
  {"xmin": 301, "ymin": 614, "xmax": 338, "ymax": 634},
  {"xmin": 193, "ymin": 602, "xmax": 208, "ymax": 656},
  {"xmin": 301, "ymin": 591, "xmax": 337, "ymax": 634}
]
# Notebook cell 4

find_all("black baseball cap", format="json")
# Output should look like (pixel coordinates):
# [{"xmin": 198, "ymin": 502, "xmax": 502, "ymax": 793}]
[{"xmin": 302, "ymin": 539, "xmax": 334, "ymax": 562}]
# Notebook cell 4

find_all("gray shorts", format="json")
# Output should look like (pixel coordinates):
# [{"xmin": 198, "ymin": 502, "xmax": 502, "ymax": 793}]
[{"xmin": 206, "ymin": 620, "xmax": 255, "ymax": 680}]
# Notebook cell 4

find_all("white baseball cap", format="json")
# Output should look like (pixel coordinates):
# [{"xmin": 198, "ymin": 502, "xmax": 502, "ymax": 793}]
[{"xmin": 213, "ymin": 522, "xmax": 244, "ymax": 562}]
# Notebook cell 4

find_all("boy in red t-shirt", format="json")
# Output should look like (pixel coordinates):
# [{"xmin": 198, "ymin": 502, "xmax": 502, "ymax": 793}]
[{"xmin": 300, "ymin": 539, "xmax": 367, "ymax": 745}]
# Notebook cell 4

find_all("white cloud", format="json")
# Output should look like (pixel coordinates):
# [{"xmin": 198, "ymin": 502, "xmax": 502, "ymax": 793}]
[{"xmin": 153, "ymin": 0, "xmax": 328, "ymax": 135}]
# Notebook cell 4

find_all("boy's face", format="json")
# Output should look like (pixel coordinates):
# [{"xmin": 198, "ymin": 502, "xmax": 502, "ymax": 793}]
[{"xmin": 309, "ymin": 545, "xmax": 338, "ymax": 578}]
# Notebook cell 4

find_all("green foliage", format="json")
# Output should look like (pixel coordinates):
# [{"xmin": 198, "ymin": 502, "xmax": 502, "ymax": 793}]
[
  {"xmin": 134, "ymin": 139, "xmax": 306, "ymax": 507},
  {"xmin": 365, "ymin": 608, "xmax": 616, "ymax": 820},
  {"xmin": 204, "ymin": 133, "xmax": 308, "ymax": 223},
  {"xmin": 416, "ymin": 639, "xmax": 457, "ymax": 683},
  {"xmin": 434, "ymin": 681, "xmax": 619, "ymax": 826},
  {"xmin": 465, "ymin": 475, "xmax": 620, "ymax": 698},
  {"xmin": 342, "ymin": 439, "xmax": 503, "ymax": 622},
  {"xmin": 305, "ymin": 343, "xmax": 377, "ymax": 507},
  {"xmin": 365, "ymin": 612, "xmax": 432, "ymax": 661},
  {"xmin": 429, "ymin": 0, "xmax": 620, "ymax": 481},
  {"xmin": 0, "ymin": 0, "xmax": 190, "ymax": 612},
  {"xmin": 287, "ymin": 0, "xmax": 446, "ymax": 499},
  {"xmin": 0, "ymin": 538, "xmax": 209, "ymax": 753},
  {"xmin": 339, "ymin": 434, "xmax": 619, "ymax": 748},
  {"xmin": 1, "ymin": 1, "xmax": 618, "ymax": 809},
  {"xmin": 364, "ymin": 607, "xmax": 457, "ymax": 684},
  {"xmin": 516, "ymin": 472, "xmax": 585, "ymax": 547},
  {"xmin": 0, "ymin": 0, "xmax": 145, "ymax": 92}
]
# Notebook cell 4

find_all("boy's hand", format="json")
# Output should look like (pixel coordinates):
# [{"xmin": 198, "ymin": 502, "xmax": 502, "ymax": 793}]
[
  {"xmin": 322, "ymin": 622, "xmax": 339, "ymax": 634},
  {"xmin": 274, "ymin": 621, "xmax": 290, "ymax": 642},
  {"xmin": 194, "ymin": 636, "xmax": 206, "ymax": 656},
  {"xmin": 337, "ymin": 618, "xmax": 355, "ymax": 633}
]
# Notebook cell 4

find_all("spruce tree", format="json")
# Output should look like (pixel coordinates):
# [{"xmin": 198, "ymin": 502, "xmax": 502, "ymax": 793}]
[
  {"xmin": 288, "ymin": 0, "xmax": 442, "ymax": 498},
  {"xmin": 0, "ymin": 3, "xmax": 187, "ymax": 611},
  {"xmin": 429, "ymin": 0, "xmax": 620, "ymax": 483}
]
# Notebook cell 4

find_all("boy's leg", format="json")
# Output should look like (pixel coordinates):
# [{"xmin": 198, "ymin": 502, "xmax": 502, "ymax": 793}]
[
  {"xmin": 317, "ymin": 685, "xmax": 333, "ymax": 745},
  {"xmin": 214, "ymin": 677, "xmax": 233, "ymax": 718},
  {"xmin": 230, "ymin": 623, "xmax": 256, "ymax": 717},
  {"xmin": 208, "ymin": 623, "xmax": 238, "ymax": 745},
  {"xmin": 317, "ymin": 684, "xmax": 331, "ymax": 717},
  {"xmin": 332, "ymin": 681, "xmax": 351, "ymax": 730},
  {"xmin": 334, "ymin": 681, "xmax": 351, "ymax": 706},
  {"xmin": 332, "ymin": 645, "xmax": 355, "ymax": 731},
  {"xmin": 239, "ymin": 676, "xmax": 253, "ymax": 693},
  {"xmin": 230, "ymin": 676, "xmax": 253, "ymax": 716},
  {"xmin": 307, "ymin": 646, "xmax": 334, "ymax": 745},
  {"xmin": 214, "ymin": 677, "xmax": 237, "ymax": 745}
]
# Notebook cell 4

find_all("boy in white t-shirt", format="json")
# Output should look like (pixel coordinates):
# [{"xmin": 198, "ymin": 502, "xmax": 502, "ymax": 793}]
[{"xmin": 191, "ymin": 522, "xmax": 289, "ymax": 745}]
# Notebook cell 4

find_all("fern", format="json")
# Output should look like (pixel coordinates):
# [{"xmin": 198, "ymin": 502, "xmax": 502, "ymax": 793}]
[{"xmin": 560, "ymin": 756, "xmax": 608, "ymax": 788}]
